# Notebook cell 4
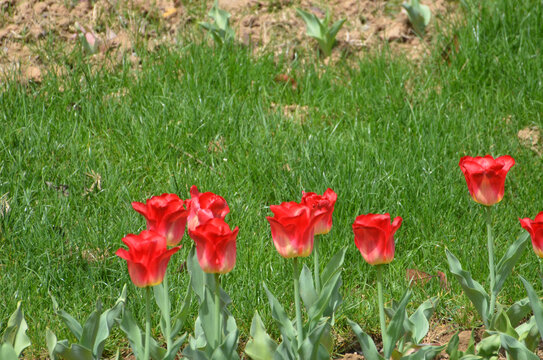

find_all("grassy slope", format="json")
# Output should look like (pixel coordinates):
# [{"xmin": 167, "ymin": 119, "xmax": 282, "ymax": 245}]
[{"xmin": 1, "ymin": 0, "xmax": 542, "ymax": 356}]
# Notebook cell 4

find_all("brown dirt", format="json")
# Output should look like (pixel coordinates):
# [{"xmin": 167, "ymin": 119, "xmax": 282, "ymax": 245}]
[{"xmin": 1, "ymin": 0, "xmax": 458, "ymax": 83}]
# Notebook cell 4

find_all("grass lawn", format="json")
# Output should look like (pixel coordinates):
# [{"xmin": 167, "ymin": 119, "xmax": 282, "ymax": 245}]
[{"xmin": 1, "ymin": 0, "xmax": 543, "ymax": 357}]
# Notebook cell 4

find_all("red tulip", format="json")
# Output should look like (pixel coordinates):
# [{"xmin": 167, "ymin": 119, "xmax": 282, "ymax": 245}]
[
  {"xmin": 189, "ymin": 218, "xmax": 238, "ymax": 274},
  {"xmin": 132, "ymin": 193, "xmax": 189, "ymax": 247},
  {"xmin": 187, "ymin": 185, "xmax": 230, "ymax": 232},
  {"xmin": 116, "ymin": 230, "xmax": 180, "ymax": 287},
  {"xmin": 352, "ymin": 213, "xmax": 402, "ymax": 265},
  {"xmin": 266, "ymin": 202, "xmax": 325, "ymax": 258},
  {"xmin": 301, "ymin": 188, "xmax": 337, "ymax": 235},
  {"xmin": 520, "ymin": 212, "xmax": 543, "ymax": 258},
  {"xmin": 459, "ymin": 155, "xmax": 515, "ymax": 206}
]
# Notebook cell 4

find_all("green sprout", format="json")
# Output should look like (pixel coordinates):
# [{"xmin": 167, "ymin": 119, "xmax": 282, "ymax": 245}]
[
  {"xmin": 402, "ymin": 0, "xmax": 431, "ymax": 36},
  {"xmin": 296, "ymin": 8, "xmax": 346, "ymax": 58},
  {"xmin": 199, "ymin": 0, "xmax": 235, "ymax": 45}
]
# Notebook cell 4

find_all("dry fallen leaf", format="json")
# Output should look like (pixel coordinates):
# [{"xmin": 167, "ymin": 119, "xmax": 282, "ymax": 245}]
[
  {"xmin": 45, "ymin": 181, "xmax": 69, "ymax": 197},
  {"xmin": 0, "ymin": 193, "xmax": 10, "ymax": 217},
  {"xmin": 82, "ymin": 170, "xmax": 102, "ymax": 196},
  {"xmin": 406, "ymin": 268, "xmax": 448, "ymax": 289},
  {"xmin": 274, "ymin": 73, "xmax": 298, "ymax": 90}
]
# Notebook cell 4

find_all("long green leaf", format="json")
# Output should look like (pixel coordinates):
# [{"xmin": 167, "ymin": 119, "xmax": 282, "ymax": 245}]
[
  {"xmin": 245, "ymin": 311, "xmax": 277, "ymax": 360},
  {"xmin": 118, "ymin": 308, "xmax": 143, "ymax": 359},
  {"xmin": 0, "ymin": 344, "xmax": 18, "ymax": 360},
  {"xmin": 494, "ymin": 233, "xmax": 529, "ymax": 296},
  {"xmin": 384, "ymin": 289, "xmax": 411, "ymax": 359},
  {"xmin": 51, "ymin": 295, "xmax": 83, "ymax": 340},
  {"xmin": 321, "ymin": 247, "xmax": 346, "ymax": 286},
  {"xmin": 263, "ymin": 282, "xmax": 296, "ymax": 343},
  {"xmin": 299, "ymin": 264, "xmax": 317, "ymax": 311},
  {"xmin": 446, "ymin": 250, "xmax": 490, "ymax": 326},
  {"xmin": 409, "ymin": 297, "xmax": 437, "ymax": 343},
  {"xmin": 520, "ymin": 276, "xmax": 543, "ymax": 341},
  {"xmin": 94, "ymin": 285, "xmax": 127, "ymax": 358},
  {"xmin": 507, "ymin": 297, "xmax": 531, "ymax": 327},
  {"xmin": 499, "ymin": 333, "xmax": 539, "ymax": 360},
  {"xmin": 2, "ymin": 301, "xmax": 31, "ymax": 357},
  {"xmin": 347, "ymin": 320, "xmax": 383, "ymax": 360}
]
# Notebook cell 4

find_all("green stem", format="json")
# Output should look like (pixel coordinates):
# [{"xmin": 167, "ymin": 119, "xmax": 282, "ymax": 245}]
[
  {"xmin": 215, "ymin": 273, "xmax": 222, "ymax": 347},
  {"xmin": 163, "ymin": 273, "xmax": 172, "ymax": 351},
  {"xmin": 376, "ymin": 265, "xmax": 388, "ymax": 354},
  {"xmin": 314, "ymin": 237, "xmax": 321, "ymax": 293},
  {"xmin": 486, "ymin": 206, "xmax": 496, "ymax": 321},
  {"xmin": 293, "ymin": 258, "xmax": 304, "ymax": 344},
  {"xmin": 144, "ymin": 287, "xmax": 152, "ymax": 360}
]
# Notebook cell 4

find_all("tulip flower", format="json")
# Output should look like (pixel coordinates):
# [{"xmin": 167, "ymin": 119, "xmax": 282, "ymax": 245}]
[
  {"xmin": 301, "ymin": 188, "xmax": 337, "ymax": 235},
  {"xmin": 458, "ymin": 155, "xmax": 515, "ymax": 206},
  {"xmin": 132, "ymin": 193, "xmax": 189, "ymax": 247},
  {"xmin": 301, "ymin": 188, "xmax": 337, "ymax": 293},
  {"xmin": 116, "ymin": 230, "xmax": 180, "ymax": 288},
  {"xmin": 352, "ymin": 213, "xmax": 402, "ymax": 266},
  {"xmin": 520, "ymin": 212, "xmax": 543, "ymax": 258},
  {"xmin": 266, "ymin": 201, "xmax": 325, "ymax": 258},
  {"xmin": 187, "ymin": 185, "xmax": 230, "ymax": 232},
  {"xmin": 190, "ymin": 218, "xmax": 239, "ymax": 274}
]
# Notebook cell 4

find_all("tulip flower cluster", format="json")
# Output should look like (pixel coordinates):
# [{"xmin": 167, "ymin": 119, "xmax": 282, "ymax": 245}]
[
  {"xmin": 25, "ymin": 153, "xmax": 543, "ymax": 360},
  {"xmin": 113, "ymin": 187, "xmax": 239, "ymax": 360}
]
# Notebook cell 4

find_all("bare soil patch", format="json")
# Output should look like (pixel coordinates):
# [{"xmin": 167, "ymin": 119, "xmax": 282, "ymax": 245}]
[{"xmin": 1, "ymin": 0, "xmax": 458, "ymax": 83}]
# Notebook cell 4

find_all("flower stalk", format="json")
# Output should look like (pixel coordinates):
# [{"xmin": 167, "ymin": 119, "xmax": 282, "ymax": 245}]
[
  {"xmin": 293, "ymin": 258, "xmax": 304, "ymax": 343},
  {"xmin": 144, "ymin": 286, "xmax": 152, "ymax": 360},
  {"xmin": 313, "ymin": 237, "xmax": 321, "ymax": 292},
  {"xmin": 215, "ymin": 273, "xmax": 222, "ymax": 346},
  {"xmin": 162, "ymin": 274, "xmax": 172, "ymax": 351},
  {"xmin": 376, "ymin": 265, "xmax": 388, "ymax": 353},
  {"xmin": 486, "ymin": 206, "xmax": 496, "ymax": 318}
]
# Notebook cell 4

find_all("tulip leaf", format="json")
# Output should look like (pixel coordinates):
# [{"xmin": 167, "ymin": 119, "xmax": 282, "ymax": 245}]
[
  {"xmin": 499, "ymin": 333, "xmax": 539, "ymax": 360},
  {"xmin": 2, "ymin": 301, "xmax": 31, "ymax": 357},
  {"xmin": 263, "ymin": 282, "xmax": 296, "ymax": 343},
  {"xmin": 163, "ymin": 334, "xmax": 187, "ymax": 360},
  {"xmin": 119, "ymin": 308, "xmax": 144, "ymax": 359},
  {"xmin": 506, "ymin": 297, "xmax": 531, "ymax": 327},
  {"xmin": 299, "ymin": 321, "xmax": 328, "ymax": 360},
  {"xmin": 51, "ymin": 339, "xmax": 93, "ymax": 360},
  {"xmin": 384, "ymin": 288, "xmax": 411, "ymax": 359},
  {"xmin": 300, "ymin": 265, "xmax": 318, "ymax": 311},
  {"xmin": 296, "ymin": 8, "xmax": 345, "ymax": 57},
  {"xmin": 492, "ymin": 310, "xmax": 518, "ymax": 338},
  {"xmin": 520, "ymin": 276, "xmax": 543, "ymax": 341},
  {"xmin": 79, "ymin": 302, "xmax": 101, "ymax": 352},
  {"xmin": 172, "ymin": 277, "xmax": 193, "ymax": 337},
  {"xmin": 93, "ymin": 285, "xmax": 127, "ymax": 358},
  {"xmin": 216, "ymin": 328, "xmax": 240, "ymax": 360},
  {"xmin": 409, "ymin": 297, "xmax": 437, "ymax": 343},
  {"xmin": 199, "ymin": 286, "xmax": 221, "ymax": 350},
  {"xmin": 446, "ymin": 249, "xmax": 490, "ymax": 326},
  {"xmin": 245, "ymin": 311, "xmax": 277, "ymax": 360},
  {"xmin": 307, "ymin": 272, "xmax": 341, "ymax": 326},
  {"xmin": 51, "ymin": 295, "xmax": 83, "ymax": 340},
  {"xmin": 494, "ymin": 233, "xmax": 529, "ymax": 297},
  {"xmin": 515, "ymin": 316, "xmax": 539, "ymax": 352},
  {"xmin": 400, "ymin": 344, "xmax": 445, "ymax": 360},
  {"xmin": 446, "ymin": 331, "xmax": 461, "ymax": 360},
  {"xmin": 321, "ymin": 248, "xmax": 346, "ymax": 289},
  {"xmin": 198, "ymin": 0, "xmax": 234, "ymax": 46},
  {"xmin": 475, "ymin": 333, "xmax": 500, "ymax": 358},
  {"xmin": 402, "ymin": 0, "xmax": 431, "ymax": 36},
  {"xmin": 46, "ymin": 328, "xmax": 59, "ymax": 360},
  {"xmin": 0, "ymin": 343, "xmax": 18, "ymax": 360},
  {"xmin": 347, "ymin": 319, "xmax": 384, "ymax": 360}
]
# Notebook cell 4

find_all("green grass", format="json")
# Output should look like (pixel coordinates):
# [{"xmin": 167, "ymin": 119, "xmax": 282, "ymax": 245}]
[{"xmin": 1, "ymin": 0, "xmax": 543, "ymax": 357}]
